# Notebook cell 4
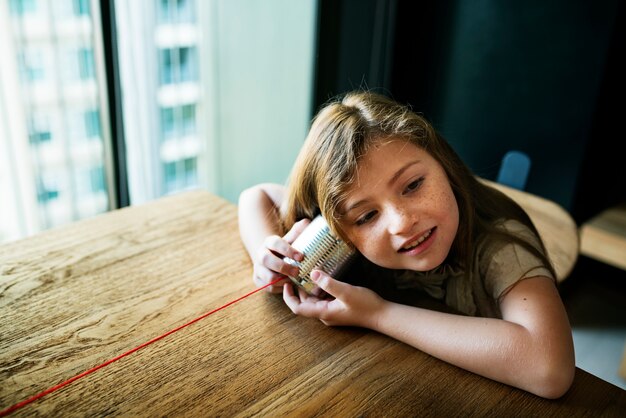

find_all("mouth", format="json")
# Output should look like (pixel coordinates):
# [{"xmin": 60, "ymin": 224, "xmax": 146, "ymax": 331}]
[{"xmin": 398, "ymin": 227, "xmax": 436, "ymax": 253}]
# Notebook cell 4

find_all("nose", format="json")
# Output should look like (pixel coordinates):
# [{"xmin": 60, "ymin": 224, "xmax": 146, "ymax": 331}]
[{"xmin": 386, "ymin": 204, "xmax": 415, "ymax": 236}]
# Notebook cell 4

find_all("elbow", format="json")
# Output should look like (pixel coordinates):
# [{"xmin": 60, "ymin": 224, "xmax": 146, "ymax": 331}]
[
  {"xmin": 238, "ymin": 185, "xmax": 257, "ymax": 204},
  {"xmin": 520, "ymin": 327, "xmax": 576, "ymax": 399},
  {"xmin": 238, "ymin": 183, "xmax": 274, "ymax": 206},
  {"xmin": 529, "ymin": 359, "xmax": 575, "ymax": 399}
]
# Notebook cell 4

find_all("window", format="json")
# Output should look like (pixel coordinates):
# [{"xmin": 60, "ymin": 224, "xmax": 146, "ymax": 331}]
[
  {"xmin": 36, "ymin": 177, "xmax": 59, "ymax": 204},
  {"xmin": 90, "ymin": 166, "xmax": 106, "ymax": 192},
  {"xmin": 181, "ymin": 104, "xmax": 195, "ymax": 134},
  {"xmin": 78, "ymin": 48, "xmax": 95, "ymax": 80},
  {"xmin": 28, "ymin": 130, "xmax": 52, "ymax": 144},
  {"xmin": 28, "ymin": 115, "xmax": 52, "ymax": 145},
  {"xmin": 9, "ymin": 0, "xmax": 36, "ymax": 15},
  {"xmin": 160, "ymin": 107, "xmax": 175, "ymax": 139},
  {"xmin": 73, "ymin": 0, "xmax": 90, "ymax": 16},
  {"xmin": 37, "ymin": 189, "xmax": 59, "ymax": 203},
  {"xmin": 18, "ymin": 50, "xmax": 45, "ymax": 82},
  {"xmin": 1, "ymin": 0, "xmax": 316, "ymax": 243},
  {"xmin": 84, "ymin": 109, "xmax": 101, "ymax": 138},
  {"xmin": 160, "ymin": 104, "xmax": 195, "ymax": 141},
  {"xmin": 1, "ymin": 0, "xmax": 113, "ymax": 241},
  {"xmin": 157, "ymin": 0, "xmax": 194, "ymax": 23},
  {"xmin": 183, "ymin": 157, "xmax": 196, "ymax": 182},
  {"xmin": 119, "ymin": 0, "xmax": 316, "ymax": 204},
  {"xmin": 159, "ymin": 46, "xmax": 197, "ymax": 85},
  {"xmin": 163, "ymin": 157, "xmax": 197, "ymax": 192}
]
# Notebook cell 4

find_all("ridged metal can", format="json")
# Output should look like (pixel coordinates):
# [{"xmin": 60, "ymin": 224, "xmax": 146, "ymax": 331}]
[{"xmin": 284, "ymin": 215, "xmax": 356, "ymax": 295}]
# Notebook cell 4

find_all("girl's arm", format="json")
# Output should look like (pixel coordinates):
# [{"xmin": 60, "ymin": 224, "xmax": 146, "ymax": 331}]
[
  {"xmin": 238, "ymin": 183, "xmax": 286, "ymax": 257},
  {"xmin": 238, "ymin": 183, "xmax": 308, "ymax": 292},
  {"xmin": 283, "ymin": 271, "xmax": 575, "ymax": 399}
]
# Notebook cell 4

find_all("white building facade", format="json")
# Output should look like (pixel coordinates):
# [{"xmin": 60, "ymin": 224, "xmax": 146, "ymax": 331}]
[{"xmin": 1, "ymin": 0, "xmax": 316, "ymax": 243}]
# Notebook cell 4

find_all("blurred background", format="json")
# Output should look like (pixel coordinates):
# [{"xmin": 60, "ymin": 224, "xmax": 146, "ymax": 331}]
[
  {"xmin": 0, "ymin": 0, "xmax": 315, "ymax": 240},
  {"xmin": 1, "ymin": 0, "xmax": 624, "ymax": 388}
]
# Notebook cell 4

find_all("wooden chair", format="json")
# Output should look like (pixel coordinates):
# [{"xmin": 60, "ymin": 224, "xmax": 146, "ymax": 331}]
[
  {"xmin": 579, "ymin": 204, "xmax": 626, "ymax": 271},
  {"xmin": 481, "ymin": 178, "xmax": 579, "ymax": 283}
]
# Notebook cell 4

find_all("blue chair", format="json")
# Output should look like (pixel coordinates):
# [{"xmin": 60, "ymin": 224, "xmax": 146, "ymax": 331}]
[{"xmin": 497, "ymin": 150, "xmax": 531, "ymax": 191}]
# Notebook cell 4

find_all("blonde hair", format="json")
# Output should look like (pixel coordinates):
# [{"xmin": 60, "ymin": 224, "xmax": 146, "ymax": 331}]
[{"xmin": 281, "ymin": 90, "xmax": 555, "ymax": 276}]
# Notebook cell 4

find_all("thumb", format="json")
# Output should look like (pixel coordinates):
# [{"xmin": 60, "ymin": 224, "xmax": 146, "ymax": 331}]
[{"xmin": 310, "ymin": 270, "xmax": 348, "ymax": 298}]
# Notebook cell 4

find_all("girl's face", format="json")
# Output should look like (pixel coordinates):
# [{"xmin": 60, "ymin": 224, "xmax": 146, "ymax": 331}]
[{"xmin": 339, "ymin": 138, "xmax": 459, "ymax": 272}]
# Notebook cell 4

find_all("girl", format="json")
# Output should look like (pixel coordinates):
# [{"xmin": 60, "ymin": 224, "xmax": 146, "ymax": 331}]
[{"xmin": 238, "ymin": 91, "xmax": 575, "ymax": 399}]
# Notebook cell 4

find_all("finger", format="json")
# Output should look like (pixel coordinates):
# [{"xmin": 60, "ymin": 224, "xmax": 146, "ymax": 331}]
[
  {"xmin": 311, "ymin": 270, "xmax": 349, "ymax": 299},
  {"xmin": 264, "ymin": 235, "xmax": 303, "ymax": 262},
  {"xmin": 297, "ymin": 285, "xmax": 312, "ymax": 302},
  {"xmin": 255, "ymin": 264, "xmax": 286, "ymax": 283},
  {"xmin": 284, "ymin": 283, "xmax": 331, "ymax": 319},
  {"xmin": 283, "ymin": 218, "xmax": 311, "ymax": 245},
  {"xmin": 259, "ymin": 251, "xmax": 300, "ymax": 277},
  {"xmin": 253, "ymin": 266, "xmax": 289, "ymax": 290},
  {"xmin": 267, "ymin": 284, "xmax": 285, "ymax": 294},
  {"xmin": 253, "ymin": 275, "xmax": 285, "ymax": 293},
  {"xmin": 283, "ymin": 282, "xmax": 302, "ymax": 312},
  {"xmin": 298, "ymin": 286, "xmax": 327, "ymax": 303}
]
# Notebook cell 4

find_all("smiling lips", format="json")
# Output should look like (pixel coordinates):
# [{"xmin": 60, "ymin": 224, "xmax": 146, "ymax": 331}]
[{"xmin": 399, "ymin": 227, "xmax": 435, "ymax": 252}]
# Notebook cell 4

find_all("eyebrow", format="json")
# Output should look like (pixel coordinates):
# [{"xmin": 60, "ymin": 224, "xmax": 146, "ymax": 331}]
[
  {"xmin": 389, "ymin": 160, "xmax": 421, "ymax": 187},
  {"xmin": 343, "ymin": 160, "xmax": 421, "ymax": 214}
]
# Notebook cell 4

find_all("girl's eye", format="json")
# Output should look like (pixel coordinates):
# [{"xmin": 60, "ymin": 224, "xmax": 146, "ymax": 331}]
[
  {"xmin": 356, "ymin": 210, "xmax": 377, "ymax": 226},
  {"xmin": 405, "ymin": 177, "xmax": 424, "ymax": 194}
]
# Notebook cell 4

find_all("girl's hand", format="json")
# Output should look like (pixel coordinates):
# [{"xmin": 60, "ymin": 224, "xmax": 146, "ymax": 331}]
[
  {"xmin": 252, "ymin": 218, "xmax": 311, "ymax": 293},
  {"xmin": 283, "ymin": 269, "xmax": 386, "ymax": 328}
]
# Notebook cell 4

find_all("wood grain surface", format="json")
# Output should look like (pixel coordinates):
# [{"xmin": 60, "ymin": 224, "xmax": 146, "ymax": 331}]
[
  {"xmin": 1, "ymin": 190, "xmax": 624, "ymax": 417},
  {"xmin": 580, "ymin": 204, "xmax": 626, "ymax": 271}
]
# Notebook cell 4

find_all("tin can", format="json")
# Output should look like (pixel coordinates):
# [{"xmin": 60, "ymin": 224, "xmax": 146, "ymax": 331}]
[{"xmin": 284, "ymin": 215, "xmax": 356, "ymax": 295}]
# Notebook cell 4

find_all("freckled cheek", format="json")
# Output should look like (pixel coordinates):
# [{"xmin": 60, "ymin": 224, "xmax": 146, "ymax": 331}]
[
  {"xmin": 427, "ymin": 188, "xmax": 457, "ymax": 217},
  {"xmin": 435, "ymin": 189, "xmax": 459, "ymax": 235},
  {"xmin": 349, "ymin": 233, "xmax": 367, "ymax": 254},
  {"xmin": 350, "ymin": 231, "xmax": 389, "ymax": 262}
]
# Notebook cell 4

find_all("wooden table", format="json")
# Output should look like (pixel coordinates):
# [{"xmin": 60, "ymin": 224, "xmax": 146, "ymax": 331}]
[{"xmin": 1, "ymin": 190, "xmax": 624, "ymax": 417}]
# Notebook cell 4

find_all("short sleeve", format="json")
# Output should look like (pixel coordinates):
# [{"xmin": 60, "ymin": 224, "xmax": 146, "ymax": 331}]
[{"xmin": 480, "ymin": 220, "xmax": 555, "ymax": 301}]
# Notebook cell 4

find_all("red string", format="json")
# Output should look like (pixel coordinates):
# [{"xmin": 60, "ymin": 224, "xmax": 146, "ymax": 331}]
[{"xmin": 0, "ymin": 278, "xmax": 283, "ymax": 417}]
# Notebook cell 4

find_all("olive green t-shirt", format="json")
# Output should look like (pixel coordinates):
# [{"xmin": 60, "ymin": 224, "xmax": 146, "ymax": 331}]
[{"xmin": 393, "ymin": 219, "xmax": 555, "ymax": 318}]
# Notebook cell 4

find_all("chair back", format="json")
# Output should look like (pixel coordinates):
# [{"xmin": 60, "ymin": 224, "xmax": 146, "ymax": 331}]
[
  {"xmin": 481, "ymin": 178, "xmax": 579, "ymax": 283},
  {"xmin": 497, "ymin": 150, "xmax": 531, "ymax": 190}
]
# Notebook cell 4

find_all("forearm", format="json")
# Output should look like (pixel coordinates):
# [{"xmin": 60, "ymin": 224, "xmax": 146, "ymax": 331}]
[
  {"xmin": 238, "ymin": 184, "xmax": 284, "ymax": 258},
  {"xmin": 371, "ymin": 302, "xmax": 571, "ymax": 398},
  {"xmin": 288, "ymin": 262, "xmax": 574, "ymax": 398}
]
